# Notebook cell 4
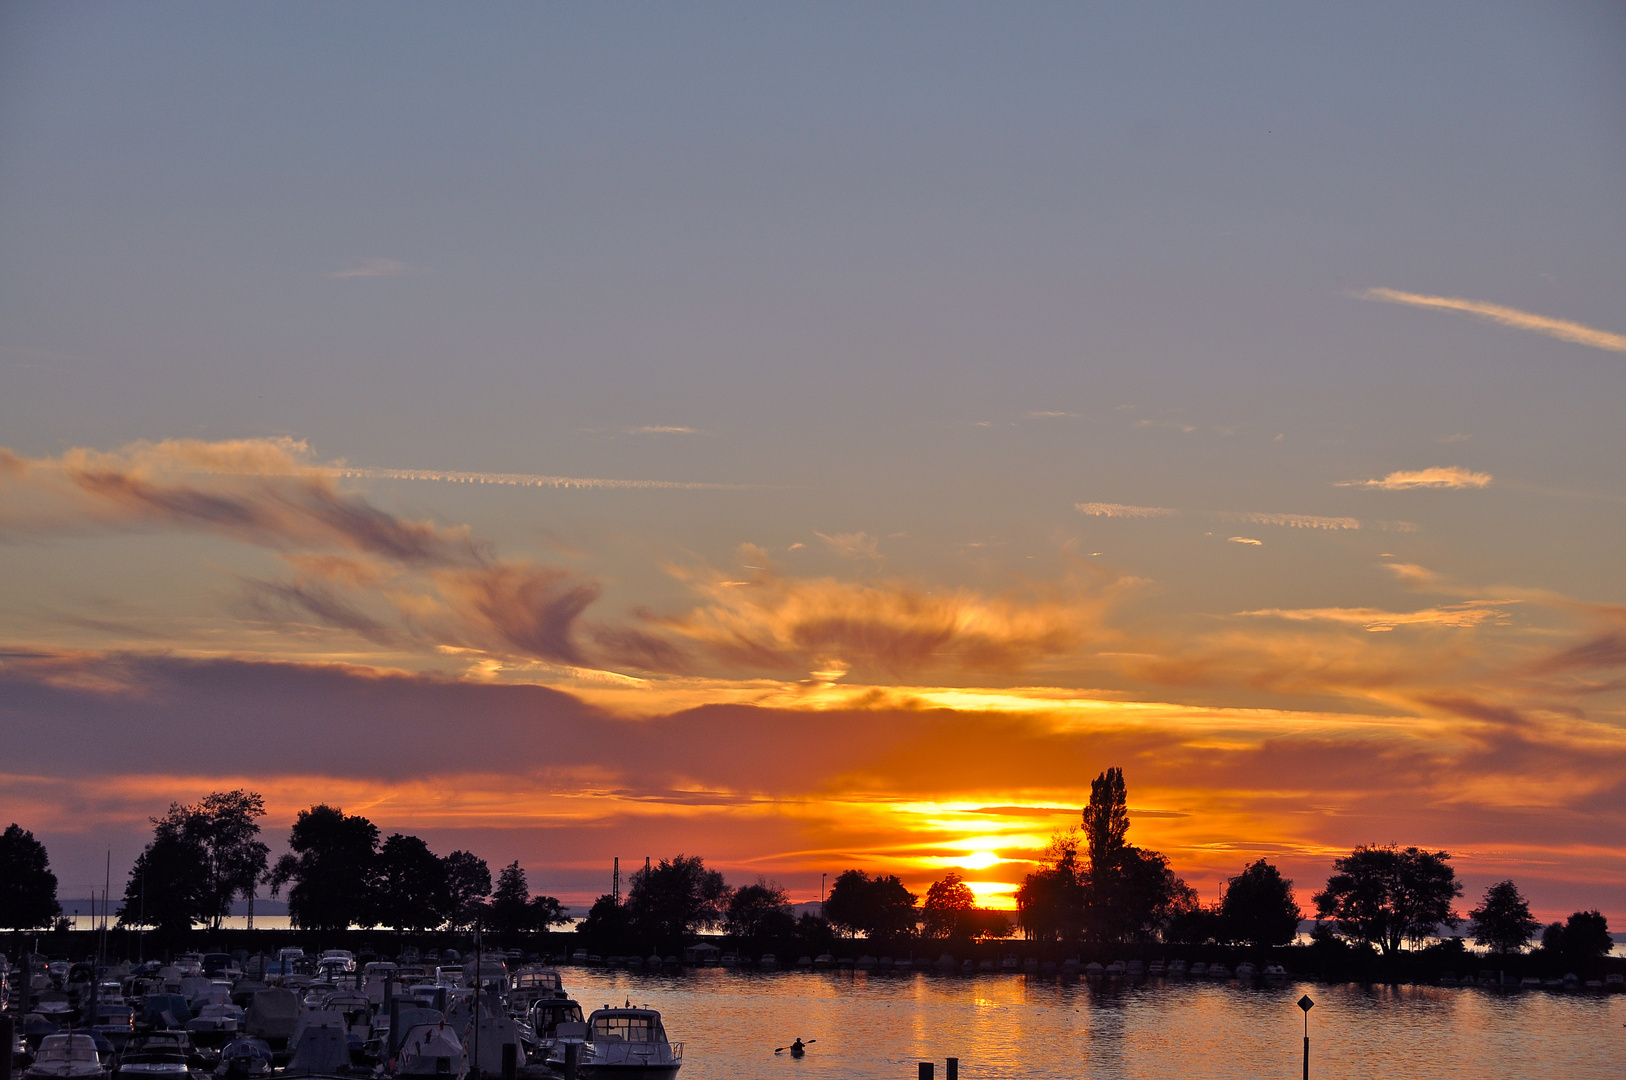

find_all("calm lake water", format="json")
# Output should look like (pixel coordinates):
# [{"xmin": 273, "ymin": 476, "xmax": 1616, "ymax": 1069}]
[{"xmin": 563, "ymin": 967, "xmax": 1624, "ymax": 1079}]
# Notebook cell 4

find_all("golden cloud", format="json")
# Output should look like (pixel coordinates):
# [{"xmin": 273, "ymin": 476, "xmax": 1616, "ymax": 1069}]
[
  {"xmin": 1340, "ymin": 466, "xmax": 1493, "ymax": 490},
  {"xmin": 1242, "ymin": 601, "xmax": 1513, "ymax": 633},
  {"xmin": 627, "ymin": 564, "xmax": 1123, "ymax": 681}
]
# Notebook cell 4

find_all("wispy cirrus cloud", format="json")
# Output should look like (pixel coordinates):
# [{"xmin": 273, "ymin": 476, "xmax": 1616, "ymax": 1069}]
[
  {"xmin": 327, "ymin": 257, "xmax": 427, "ymax": 279},
  {"xmin": 0, "ymin": 438, "xmax": 484, "ymax": 565},
  {"xmin": 1242, "ymin": 600, "xmax": 1513, "ymax": 632},
  {"xmin": 1076, "ymin": 502, "xmax": 1178, "ymax": 518},
  {"xmin": 1222, "ymin": 510, "xmax": 1361, "ymax": 531},
  {"xmin": 1228, "ymin": 536, "xmax": 1262, "ymax": 546},
  {"xmin": 815, "ymin": 531, "xmax": 881, "ymax": 560},
  {"xmin": 327, "ymin": 465, "xmax": 743, "ymax": 491},
  {"xmin": 1079, "ymin": 502, "xmax": 1363, "ymax": 531},
  {"xmin": 1339, "ymin": 466, "xmax": 1492, "ymax": 490},
  {"xmin": 1360, "ymin": 287, "xmax": 1626, "ymax": 354}
]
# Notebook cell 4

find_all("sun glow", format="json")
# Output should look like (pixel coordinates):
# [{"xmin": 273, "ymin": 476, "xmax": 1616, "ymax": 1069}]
[
  {"xmin": 939, "ymin": 851, "xmax": 1003, "ymax": 870},
  {"xmin": 966, "ymin": 881, "xmax": 1019, "ymax": 909}
]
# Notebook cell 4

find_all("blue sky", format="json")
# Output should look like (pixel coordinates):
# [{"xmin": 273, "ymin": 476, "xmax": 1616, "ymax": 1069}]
[{"xmin": 2, "ymin": 3, "xmax": 1624, "ymax": 917}]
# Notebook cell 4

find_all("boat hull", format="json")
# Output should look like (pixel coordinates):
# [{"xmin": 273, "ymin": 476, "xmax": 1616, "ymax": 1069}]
[{"xmin": 576, "ymin": 1065, "xmax": 680, "ymax": 1080}]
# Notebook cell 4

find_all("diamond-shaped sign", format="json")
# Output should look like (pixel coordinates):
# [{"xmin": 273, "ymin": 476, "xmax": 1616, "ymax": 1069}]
[{"xmin": 1298, "ymin": 995, "xmax": 1315, "ymax": 1012}]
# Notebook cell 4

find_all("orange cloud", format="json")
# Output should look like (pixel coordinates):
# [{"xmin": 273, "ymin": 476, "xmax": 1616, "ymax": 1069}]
[
  {"xmin": 622, "ymin": 562, "xmax": 1124, "ymax": 681},
  {"xmin": 1340, "ymin": 466, "xmax": 1493, "ymax": 490},
  {"xmin": 3, "ymin": 651, "xmax": 1622, "ymax": 919}
]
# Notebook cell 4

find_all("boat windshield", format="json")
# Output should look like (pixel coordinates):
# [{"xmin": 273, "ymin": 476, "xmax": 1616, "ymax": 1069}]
[
  {"xmin": 36, "ymin": 1037, "xmax": 100, "ymax": 1063},
  {"xmin": 591, "ymin": 1015, "xmax": 662, "ymax": 1043},
  {"xmin": 534, "ymin": 1001, "xmax": 584, "ymax": 1031}
]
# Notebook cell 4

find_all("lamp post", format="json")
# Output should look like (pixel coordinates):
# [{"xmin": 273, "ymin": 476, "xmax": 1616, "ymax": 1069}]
[{"xmin": 1298, "ymin": 994, "xmax": 1315, "ymax": 1080}]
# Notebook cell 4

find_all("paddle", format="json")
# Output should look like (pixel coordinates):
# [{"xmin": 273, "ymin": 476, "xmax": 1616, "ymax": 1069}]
[{"xmin": 774, "ymin": 1039, "xmax": 817, "ymax": 1054}]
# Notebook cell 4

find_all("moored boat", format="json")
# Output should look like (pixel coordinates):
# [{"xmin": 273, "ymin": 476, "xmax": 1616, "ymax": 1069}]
[
  {"xmin": 213, "ymin": 1037, "xmax": 272, "ymax": 1080},
  {"xmin": 24, "ymin": 1033, "xmax": 107, "ymax": 1080},
  {"xmin": 566, "ymin": 1008, "xmax": 681, "ymax": 1080},
  {"xmin": 111, "ymin": 1032, "xmax": 191, "ymax": 1080}
]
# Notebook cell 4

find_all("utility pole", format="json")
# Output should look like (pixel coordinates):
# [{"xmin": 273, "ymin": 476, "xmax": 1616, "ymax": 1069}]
[{"xmin": 612, "ymin": 858, "xmax": 619, "ymax": 905}]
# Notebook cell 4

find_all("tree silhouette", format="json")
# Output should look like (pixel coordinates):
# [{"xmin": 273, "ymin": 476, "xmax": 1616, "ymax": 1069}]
[
  {"xmin": 1553, "ymin": 910, "xmax": 1612, "ymax": 966},
  {"xmin": 823, "ymin": 870, "xmax": 917, "ymax": 941},
  {"xmin": 116, "ymin": 791, "xmax": 268, "ymax": 933},
  {"xmin": 1016, "ymin": 830, "xmax": 1085, "ymax": 942},
  {"xmin": 485, "ymin": 861, "xmax": 568, "ymax": 937},
  {"xmin": 922, "ymin": 873, "xmax": 977, "ymax": 938},
  {"xmin": 1221, "ymin": 859, "xmax": 1301, "ymax": 946},
  {"xmin": 1097, "ymin": 846, "xmax": 1195, "ymax": 943},
  {"xmin": 1083, "ymin": 768, "xmax": 1129, "ymax": 874},
  {"xmin": 188, "ymin": 791, "xmax": 271, "ymax": 929},
  {"xmin": 1541, "ymin": 920, "xmax": 1565, "ymax": 952},
  {"xmin": 626, "ymin": 855, "xmax": 730, "ymax": 951},
  {"xmin": 1313, "ymin": 845, "xmax": 1461, "ymax": 954},
  {"xmin": 1079, "ymin": 770, "xmax": 1194, "ymax": 943},
  {"xmin": 119, "ymin": 829, "xmax": 208, "ymax": 935},
  {"xmin": 1015, "ymin": 772, "xmax": 1195, "ymax": 944},
  {"xmin": 1467, "ymin": 880, "xmax": 1538, "ymax": 955},
  {"xmin": 487, "ymin": 861, "xmax": 531, "ymax": 934},
  {"xmin": 374, "ymin": 834, "xmax": 450, "ymax": 932},
  {"xmin": 725, "ymin": 880, "xmax": 794, "ymax": 950},
  {"xmin": 577, "ymin": 894, "xmax": 632, "ymax": 955},
  {"xmin": 442, "ymin": 850, "xmax": 491, "ymax": 929},
  {"xmin": 269, "ymin": 805, "xmax": 379, "ymax": 930},
  {"xmin": 0, "ymin": 823, "xmax": 61, "ymax": 930}
]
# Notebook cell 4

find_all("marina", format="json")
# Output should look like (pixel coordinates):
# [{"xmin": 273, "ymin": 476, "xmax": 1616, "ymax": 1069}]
[{"xmin": 5, "ymin": 949, "xmax": 1624, "ymax": 1079}]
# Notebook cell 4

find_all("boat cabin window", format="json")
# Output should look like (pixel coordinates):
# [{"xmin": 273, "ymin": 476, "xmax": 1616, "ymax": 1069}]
[{"xmin": 591, "ymin": 1015, "xmax": 662, "ymax": 1043}]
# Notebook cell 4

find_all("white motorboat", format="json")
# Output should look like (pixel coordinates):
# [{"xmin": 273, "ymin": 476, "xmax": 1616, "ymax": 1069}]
[
  {"xmin": 569, "ymin": 1007, "xmax": 682, "ymax": 1080},
  {"xmin": 24, "ymin": 1033, "xmax": 107, "ymax": 1080}
]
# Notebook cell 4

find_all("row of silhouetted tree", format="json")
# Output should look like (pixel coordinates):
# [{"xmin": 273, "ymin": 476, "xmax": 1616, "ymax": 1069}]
[
  {"xmin": 2, "ymin": 773, "xmax": 1617, "ymax": 968},
  {"xmin": 572, "ymin": 857, "xmax": 1013, "ymax": 957},
  {"xmin": 0, "ymin": 794, "xmax": 568, "ymax": 937},
  {"xmin": 1010, "ymin": 768, "xmax": 1617, "ymax": 966}
]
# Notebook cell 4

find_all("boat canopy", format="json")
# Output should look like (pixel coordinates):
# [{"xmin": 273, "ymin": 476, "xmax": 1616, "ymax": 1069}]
[{"xmin": 283, "ymin": 1025, "xmax": 350, "ymax": 1076}]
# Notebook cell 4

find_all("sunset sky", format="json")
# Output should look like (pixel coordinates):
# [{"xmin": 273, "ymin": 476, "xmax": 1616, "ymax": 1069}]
[{"xmin": 2, "ymin": 3, "xmax": 1624, "ymax": 924}]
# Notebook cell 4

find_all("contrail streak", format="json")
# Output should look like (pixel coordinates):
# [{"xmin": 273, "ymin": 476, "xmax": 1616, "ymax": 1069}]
[
  {"xmin": 1360, "ymin": 288, "xmax": 1626, "ymax": 354},
  {"xmin": 323, "ymin": 466, "xmax": 747, "ymax": 491}
]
